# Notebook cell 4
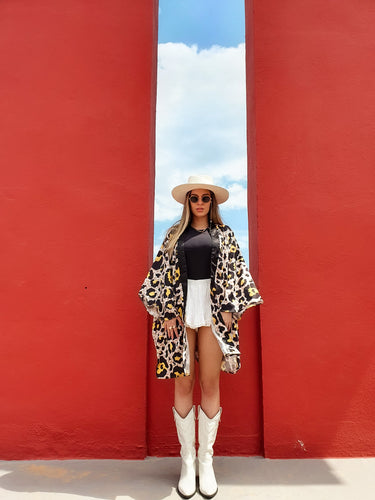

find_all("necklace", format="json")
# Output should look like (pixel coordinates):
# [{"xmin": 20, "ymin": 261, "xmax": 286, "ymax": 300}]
[{"xmin": 192, "ymin": 225, "xmax": 208, "ymax": 233}]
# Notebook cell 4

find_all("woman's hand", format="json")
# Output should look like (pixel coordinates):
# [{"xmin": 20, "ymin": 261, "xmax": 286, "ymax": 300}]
[
  {"xmin": 163, "ymin": 316, "xmax": 184, "ymax": 339},
  {"xmin": 221, "ymin": 311, "xmax": 233, "ymax": 330}
]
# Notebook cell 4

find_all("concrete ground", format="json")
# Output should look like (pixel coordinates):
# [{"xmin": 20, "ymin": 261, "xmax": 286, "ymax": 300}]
[{"xmin": 0, "ymin": 456, "xmax": 374, "ymax": 500}]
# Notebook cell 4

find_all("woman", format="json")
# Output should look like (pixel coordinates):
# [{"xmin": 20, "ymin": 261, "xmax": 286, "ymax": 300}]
[{"xmin": 139, "ymin": 174, "xmax": 263, "ymax": 499}]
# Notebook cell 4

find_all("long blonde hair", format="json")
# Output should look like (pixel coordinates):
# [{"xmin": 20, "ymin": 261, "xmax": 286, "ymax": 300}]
[{"xmin": 165, "ymin": 190, "xmax": 224, "ymax": 258}]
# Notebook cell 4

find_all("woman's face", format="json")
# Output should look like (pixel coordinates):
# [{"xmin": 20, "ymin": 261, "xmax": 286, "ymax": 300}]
[{"xmin": 188, "ymin": 189, "xmax": 212, "ymax": 219}]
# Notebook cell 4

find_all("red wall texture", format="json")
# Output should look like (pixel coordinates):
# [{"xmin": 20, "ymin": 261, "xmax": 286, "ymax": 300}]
[
  {"xmin": 251, "ymin": 0, "xmax": 375, "ymax": 457},
  {"xmin": 1, "ymin": 0, "xmax": 375, "ymax": 460},
  {"xmin": 0, "ymin": 1, "xmax": 158, "ymax": 458}
]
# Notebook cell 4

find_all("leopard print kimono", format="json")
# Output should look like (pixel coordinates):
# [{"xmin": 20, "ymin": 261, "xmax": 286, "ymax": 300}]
[{"xmin": 138, "ymin": 224, "xmax": 263, "ymax": 379}]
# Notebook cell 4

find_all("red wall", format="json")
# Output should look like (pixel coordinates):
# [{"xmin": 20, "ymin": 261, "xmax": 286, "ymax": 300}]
[
  {"xmin": 2, "ymin": 0, "xmax": 374, "ymax": 460},
  {"xmin": 250, "ymin": 0, "xmax": 375, "ymax": 456},
  {"xmin": 0, "ymin": 0, "xmax": 157, "ymax": 458}
]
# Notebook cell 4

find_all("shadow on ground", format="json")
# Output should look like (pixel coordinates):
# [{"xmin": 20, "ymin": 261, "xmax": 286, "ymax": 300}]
[{"xmin": 0, "ymin": 456, "xmax": 342, "ymax": 500}]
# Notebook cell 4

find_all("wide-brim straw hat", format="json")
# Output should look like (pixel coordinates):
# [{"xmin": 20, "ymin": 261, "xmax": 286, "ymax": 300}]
[{"xmin": 171, "ymin": 174, "xmax": 229, "ymax": 204}]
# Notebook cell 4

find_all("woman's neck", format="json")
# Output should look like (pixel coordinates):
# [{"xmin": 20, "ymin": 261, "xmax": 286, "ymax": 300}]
[{"xmin": 191, "ymin": 216, "xmax": 209, "ymax": 230}]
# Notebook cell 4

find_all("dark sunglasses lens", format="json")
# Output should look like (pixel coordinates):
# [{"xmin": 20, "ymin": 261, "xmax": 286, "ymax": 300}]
[{"xmin": 189, "ymin": 195, "xmax": 211, "ymax": 203}]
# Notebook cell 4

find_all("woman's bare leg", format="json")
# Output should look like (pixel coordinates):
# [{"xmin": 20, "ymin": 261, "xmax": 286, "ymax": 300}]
[
  {"xmin": 174, "ymin": 327, "xmax": 197, "ymax": 417},
  {"xmin": 197, "ymin": 326, "xmax": 223, "ymax": 418}
]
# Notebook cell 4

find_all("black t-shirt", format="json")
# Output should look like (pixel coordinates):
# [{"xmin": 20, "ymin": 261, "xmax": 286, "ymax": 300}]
[{"xmin": 180, "ymin": 225, "xmax": 212, "ymax": 279}]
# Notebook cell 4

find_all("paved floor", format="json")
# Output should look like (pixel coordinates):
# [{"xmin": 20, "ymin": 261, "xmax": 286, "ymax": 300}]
[{"xmin": 0, "ymin": 456, "xmax": 374, "ymax": 500}]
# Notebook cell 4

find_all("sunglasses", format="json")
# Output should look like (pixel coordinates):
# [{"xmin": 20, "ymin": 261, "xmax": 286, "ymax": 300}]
[{"xmin": 189, "ymin": 194, "xmax": 212, "ymax": 203}]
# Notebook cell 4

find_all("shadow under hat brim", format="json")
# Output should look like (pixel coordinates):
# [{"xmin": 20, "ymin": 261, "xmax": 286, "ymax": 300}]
[{"xmin": 171, "ymin": 183, "xmax": 229, "ymax": 204}]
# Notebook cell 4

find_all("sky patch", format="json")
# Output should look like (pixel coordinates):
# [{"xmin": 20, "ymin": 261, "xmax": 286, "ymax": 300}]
[
  {"xmin": 158, "ymin": 0, "xmax": 245, "ymax": 49},
  {"xmin": 154, "ymin": 1, "xmax": 249, "ymax": 263}
]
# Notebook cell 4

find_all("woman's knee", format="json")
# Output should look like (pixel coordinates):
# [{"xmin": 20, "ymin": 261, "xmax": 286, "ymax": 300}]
[
  {"xmin": 175, "ymin": 375, "xmax": 195, "ymax": 396},
  {"xmin": 199, "ymin": 376, "xmax": 220, "ymax": 397}
]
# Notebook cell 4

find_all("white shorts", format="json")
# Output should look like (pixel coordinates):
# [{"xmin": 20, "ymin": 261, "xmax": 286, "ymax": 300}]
[{"xmin": 185, "ymin": 278, "xmax": 212, "ymax": 329}]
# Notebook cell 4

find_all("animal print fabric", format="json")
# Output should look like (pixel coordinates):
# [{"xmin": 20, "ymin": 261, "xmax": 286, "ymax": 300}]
[{"xmin": 138, "ymin": 224, "xmax": 263, "ymax": 379}]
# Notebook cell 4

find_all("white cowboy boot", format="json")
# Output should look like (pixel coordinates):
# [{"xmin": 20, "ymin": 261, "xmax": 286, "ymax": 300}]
[
  {"xmin": 198, "ymin": 406, "xmax": 222, "ymax": 498},
  {"xmin": 173, "ymin": 406, "xmax": 197, "ymax": 499}
]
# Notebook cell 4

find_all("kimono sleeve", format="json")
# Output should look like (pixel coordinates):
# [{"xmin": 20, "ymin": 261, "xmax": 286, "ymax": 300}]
[
  {"xmin": 138, "ymin": 236, "xmax": 178, "ymax": 321},
  {"xmin": 220, "ymin": 227, "xmax": 263, "ymax": 319}
]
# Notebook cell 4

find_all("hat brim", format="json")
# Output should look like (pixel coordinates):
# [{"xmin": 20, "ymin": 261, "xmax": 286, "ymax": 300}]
[{"xmin": 171, "ymin": 183, "xmax": 229, "ymax": 204}]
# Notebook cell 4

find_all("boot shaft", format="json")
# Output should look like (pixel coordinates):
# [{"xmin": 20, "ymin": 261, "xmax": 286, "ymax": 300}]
[
  {"xmin": 173, "ymin": 406, "xmax": 196, "ymax": 459},
  {"xmin": 198, "ymin": 406, "xmax": 222, "ymax": 461},
  {"xmin": 173, "ymin": 406, "xmax": 197, "ymax": 498},
  {"xmin": 197, "ymin": 406, "xmax": 222, "ymax": 498}
]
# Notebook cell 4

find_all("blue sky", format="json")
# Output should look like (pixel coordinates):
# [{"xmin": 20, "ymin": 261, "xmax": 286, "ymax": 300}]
[
  {"xmin": 158, "ymin": 0, "xmax": 245, "ymax": 49},
  {"xmin": 154, "ymin": 0, "xmax": 249, "ymax": 263}
]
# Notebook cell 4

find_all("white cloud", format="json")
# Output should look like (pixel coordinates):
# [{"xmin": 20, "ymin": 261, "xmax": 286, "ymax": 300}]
[
  {"xmin": 225, "ymin": 183, "xmax": 248, "ymax": 210},
  {"xmin": 232, "ymin": 228, "xmax": 249, "ymax": 264},
  {"xmin": 155, "ymin": 42, "xmax": 248, "ymax": 222}
]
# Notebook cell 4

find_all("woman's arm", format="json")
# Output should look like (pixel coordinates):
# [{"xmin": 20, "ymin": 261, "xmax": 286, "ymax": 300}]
[
  {"xmin": 219, "ymin": 226, "xmax": 263, "ymax": 320},
  {"xmin": 138, "ymin": 232, "xmax": 182, "ymax": 330}
]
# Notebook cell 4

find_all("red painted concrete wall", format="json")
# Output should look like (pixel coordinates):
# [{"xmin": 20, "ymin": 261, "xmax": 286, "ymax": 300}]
[
  {"xmin": 250, "ymin": 0, "xmax": 375, "ymax": 456},
  {"xmin": 2, "ymin": 0, "xmax": 374, "ymax": 460},
  {"xmin": 0, "ymin": 0, "xmax": 157, "ymax": 458}
]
